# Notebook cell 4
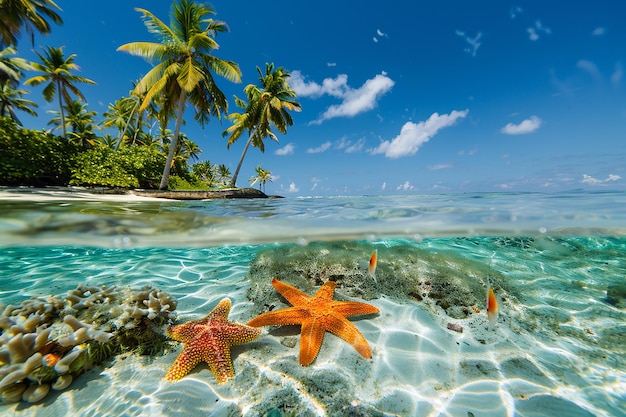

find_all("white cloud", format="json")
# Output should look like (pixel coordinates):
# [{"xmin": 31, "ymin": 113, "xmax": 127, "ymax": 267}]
[
  {"xmin": 371, "ymin": 109, "xmax": 469, "ymax": 158},
  {"xmin": 500, "ymin": 116, "xmax": 542, "ymax": 135},
  {"xmin": 456, "ymin": 30, "xmax": 482, "ymax": 57},
  {"xmin": 527, "ymin": 20, "xmax": 551, "ymax": 41},
  {"xmin": 577, "ymin": 60, "xmax": 602, "ymax": 82},
  {"xmin": 327, "ymin": 62, "xmax": 336, "ymax": 67},
  {"xmin": 275, "ymin": 143, "xmax": 295, "ymax": 155},
  {"xmin": 510, "ymin": 6, "xmax": 523, "ymax": 19},
  {"xmin": 345, "ymin": 138, "xmax": 366, "ymax": 153},
  {"xmin": 581, "ymin": 174, "xmax": 621, "ymax": 186},
  {"xmin": 291, "ymin": 71, "xmax": 395, "ymax": 124},
  {"xmin": 287, "ymin": 182, "xmax": 299, "ymax": 193},
  {"xmin": 374, "ymin": 29, "xmax": 388, "ymax": 43},
  {"xmin": 290, "ymin": 71, "xmax": 349, "ymax": 98},
  {"xmin": 611, "ymin": 63, "xmax": 623, "ymax": 86},
  {"xmin": 428, "ymin": 163, "xmax": 453, "ymax": 170},
  {"xmin": 397, "ymin": 181, "xmax": 414, "ymax": 191},
  {"xmin": 313, "ymin": 74, "xmax": 395, "ymax": 124},
  {"xmin": 381, "ymin": 182, "xmax": 386, "ymax": 191},
  {"xmin": 306, "ymin": 141, "xmax": 332, "ymax": 154},
  {"xmin": 592, "ymin": 27, "xmax": 605, "ymax": 36}
]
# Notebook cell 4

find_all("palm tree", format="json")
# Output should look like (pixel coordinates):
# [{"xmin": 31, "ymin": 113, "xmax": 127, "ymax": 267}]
[
  {"xmin": 48, "ymin": 99, "xmax": 98, "ymax": 147},
  {"xmin": 0, "ymin": 46, "xmax": 32, "ymax": 85},
  {"xmin": 102, "ymin": 94, "xmax": 146, "ymax": 148},
  {"xmin": 117, "ymin": 0, "xmax": 241, "ymax": 190},
  {"xmin": 0, "ymin": 80, "xmax": 38, "ymax": 124},
  {"xmin": 0, "ymin": 0, "xmax": 63, "ymax": 47},
  {"xmin": 224, "ymin": 63, "xmax": 301, "ymax": 188},
  {"xmin": 216, "ymin": 163, "xmax": 231, "ymax": 186},
  {"xmin": 25, "ymin": 46, "xmax": 96, "ymax": 138},
  {"xmin": 191, "ymin": 160, "xmax": 216, "ymax": 187},
  {"xmin": 249, "ymin": 165, "xmax": 272, "ymax": 193},
  {"xmin": 98, "ymin": 133, "xmax": 118, "ymax": 149}
]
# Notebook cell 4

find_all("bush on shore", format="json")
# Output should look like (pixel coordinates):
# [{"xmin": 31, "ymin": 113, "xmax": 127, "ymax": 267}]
[
  {"xmin": 0, "ymin": 117, "xmax": 79, "ymax": 186},
  {"xmin": 0, "ymin": 117, "xmax": 173, "ymax": 189}
]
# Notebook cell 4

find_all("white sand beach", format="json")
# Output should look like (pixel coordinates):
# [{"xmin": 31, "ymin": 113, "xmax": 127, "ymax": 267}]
[{"xmin": 0, "ymin": 187, "xmax": 167, "ymax": 202}]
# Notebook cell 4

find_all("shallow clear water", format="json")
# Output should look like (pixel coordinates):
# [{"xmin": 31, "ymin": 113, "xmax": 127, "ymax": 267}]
[{"xmin": 0, "ymin": 191, "xmax": 624, "ymax": 416}]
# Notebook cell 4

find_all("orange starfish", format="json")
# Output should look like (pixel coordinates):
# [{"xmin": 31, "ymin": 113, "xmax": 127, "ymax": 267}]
[
  {"xmin": 247, "ymin": 278, "xmax": 379, "ymax": 366},
  {"xmin": 165, "ymin": 298, "xmax": 261, "ymax": 383}
]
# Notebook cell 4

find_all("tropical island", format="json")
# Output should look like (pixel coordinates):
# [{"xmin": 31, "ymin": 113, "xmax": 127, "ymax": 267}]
[{"xmin": 0, "ymin": 0, "xmax": 301, "ymax": 199}]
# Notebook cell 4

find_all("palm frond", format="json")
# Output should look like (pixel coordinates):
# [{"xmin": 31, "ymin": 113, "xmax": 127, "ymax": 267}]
[
  {"xmin": 135, "ymin": 8, "xmax": 179, "ymax": 46},
  {"xmin": 117, "ymin": 42, "xmax": 166, "ymax": 62}
]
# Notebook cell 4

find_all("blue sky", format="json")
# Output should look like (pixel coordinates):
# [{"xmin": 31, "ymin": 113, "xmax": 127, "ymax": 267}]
[{"xmin": 16, "ymin": 1, "xmax": 626, "ymax": 196}]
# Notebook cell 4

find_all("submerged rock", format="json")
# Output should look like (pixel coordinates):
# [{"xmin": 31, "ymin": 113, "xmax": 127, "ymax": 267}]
[
  {"xmin": 606, "ymin": 281, "xmax": 626, "ymax": 308},
  {"xmin": 246, "ymin": 240, "xmax": 509, "ymax": 319}
]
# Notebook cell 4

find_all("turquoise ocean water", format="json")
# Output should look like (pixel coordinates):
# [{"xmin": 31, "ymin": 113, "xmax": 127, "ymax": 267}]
[{"xmin": 0, "ymin": 191, "xmax": 624, "ymax": 416}]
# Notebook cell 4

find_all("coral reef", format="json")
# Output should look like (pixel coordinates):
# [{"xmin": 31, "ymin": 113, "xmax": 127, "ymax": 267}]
[
  {"xmin": 246, "ymin": 240, "xmax": 512, "ymax": 319},
  {"xmin": 0, "ymin": 284, "xmax": 177, "ymax": 404}
]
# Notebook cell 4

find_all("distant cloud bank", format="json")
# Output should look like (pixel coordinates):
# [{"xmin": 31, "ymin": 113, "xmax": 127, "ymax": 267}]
[
  {"xmin": 290, "ymin": 71, "xmax": 395, "ymax": 124},
  {"xmin": 370, "ymin": 109, "xmax": 469, "ymax": 158},
  {"xmin": 581, "ymin": 174, "xmax": 621, "ymax": 186},
  {"xmin": 500, "ymin": 115, "xmax": 542, "ymax": 135}
]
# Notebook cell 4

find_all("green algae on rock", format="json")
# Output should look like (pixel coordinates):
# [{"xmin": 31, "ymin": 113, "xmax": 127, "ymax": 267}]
[{"xmin": 246, "ymin": 240, "xmax": 511, "ymax": 320}]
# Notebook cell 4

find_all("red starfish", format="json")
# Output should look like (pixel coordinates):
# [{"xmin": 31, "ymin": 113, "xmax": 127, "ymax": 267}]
[
  {"xmin": 247, "ymin": 278, "xmax": 379, "ymax": 366},
  {"xmin": 165, "ymin": 298, "xmax": 261, "ymax": 383}
]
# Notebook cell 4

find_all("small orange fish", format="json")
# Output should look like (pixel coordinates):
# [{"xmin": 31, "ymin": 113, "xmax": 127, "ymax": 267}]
[
  {"xmin": 487, "ymin": 287, "xmax": 498, "ymax": 326},
  {"xmin": 42, "ymin": 353, "xmax": 62, "ymax": 367},
  {"xmin": 368, "ymin": 249, "xmax": 378, "ymax": 281}
]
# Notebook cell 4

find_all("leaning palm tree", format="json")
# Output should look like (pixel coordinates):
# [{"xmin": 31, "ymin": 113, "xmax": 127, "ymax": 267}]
[
  {"xmin": 25, "ymin": 46, "xmax": 96, "ymax": 137},
  {"xmin": 117, "ymin": 0, "xmax": 241, "ymax": 190},
  {"xmin": 223, "ymin": 63, "xmax": 301, "ymax": 188},
  {"xmin": 0, "ymin": 0, "xmax": 63, "ymax": 47},
  {"xmin": 0, "ymin": 80, "xmax": 38, "ymax": 124}
]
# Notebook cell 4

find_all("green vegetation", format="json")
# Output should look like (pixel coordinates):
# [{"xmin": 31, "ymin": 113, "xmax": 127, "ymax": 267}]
[
  {"xmin": 70, "ymin": 144, "xmax": 165, "ymax": 188},
  {"xmin": 0, "ymin": 0, "xmax": 300, "ymax": 191},
  {"xmin": 0, "ymin": 116, "xmax": 77, "ymax": 185},
  {"xmin": 224, "ymin": 63, "xmax": 301, "ymax": 187}
]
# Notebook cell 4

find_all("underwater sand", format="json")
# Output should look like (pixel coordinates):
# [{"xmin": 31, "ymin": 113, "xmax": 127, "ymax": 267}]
[{"xmin": 0, "ymin": 190, "xmax": 625, "ymax": 416}]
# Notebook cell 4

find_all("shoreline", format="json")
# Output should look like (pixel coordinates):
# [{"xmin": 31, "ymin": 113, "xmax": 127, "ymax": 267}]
[{"xmin": 0, "ymin": 186, "xmax": 275, "ymax": 201}]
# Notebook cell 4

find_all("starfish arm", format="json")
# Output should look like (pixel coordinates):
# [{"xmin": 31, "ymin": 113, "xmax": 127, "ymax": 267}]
[
  {"xmin": 324, "ymin": 314, "xmax": 373, "ymax": 360},
  {"xmin": 165, "ymin": 346, "xmax": 202, "ymax": 381},
  {"xmin": 208, "ymin": 298, "xmax": 232, "ymax": 319},
  {"xmin": 331, "ymin": 301, "xmax": 380, "ymax": 317},
  {"xmin": 299, "ymin": 319, "xmax": 326, "ymax": 366},
  {"xmin": 247, "ymin": 307, "xmax": 310, "ymax": 327},
  {"xmin": 271, "ymin": 278, "xmax": 313, "ymax": 305},
  {"xmin": 203, "ymin": 342, "xmax": 234, "ymax": 384},
  {"xmin": 167, "ymin": 321, "xmax": 203, "ymax": 343},
  {"xmin": 312, "ymin": 280, "xmax": 338, "ymax": 300},
  {"xmin": 223, "ymin": 323, "xmax": 262, "ymax": 345}
]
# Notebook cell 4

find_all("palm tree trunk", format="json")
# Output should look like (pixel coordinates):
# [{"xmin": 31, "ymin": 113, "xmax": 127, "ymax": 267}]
[
  {"xmin": 57, "ymin": 79, "xmax": 66, "ymax": 138},
  {"xmin": 159, "ymin": 90, "xmax": 187, "ymax": 190},
  {"xmin": 228, "ymin": 127, "xmax": 257, "ymax": 188},
  {"xmin": 115, "ymin": 97, "xmax": 139, "ymax": 151}
]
